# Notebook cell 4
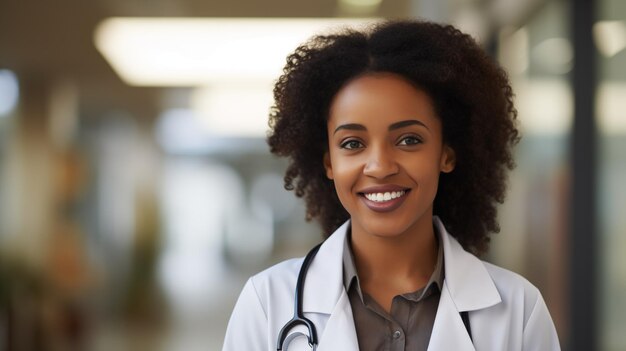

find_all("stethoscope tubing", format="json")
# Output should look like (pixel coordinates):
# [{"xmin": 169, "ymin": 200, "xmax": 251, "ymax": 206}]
[{"xmin": 276, "ymin": 242, "xmax": 323, "ymax": 350}]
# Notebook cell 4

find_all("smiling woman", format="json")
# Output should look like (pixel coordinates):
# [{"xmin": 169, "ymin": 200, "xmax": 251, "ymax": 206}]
[{"xmin": 223, "ymin": 19, "xmax": 561, "ymax": 351}]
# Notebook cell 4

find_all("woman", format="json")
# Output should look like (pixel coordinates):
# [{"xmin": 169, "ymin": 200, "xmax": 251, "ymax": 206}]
[{"xmin": 223, "ymin": 20, "xmax": 560, "ymax": 350}]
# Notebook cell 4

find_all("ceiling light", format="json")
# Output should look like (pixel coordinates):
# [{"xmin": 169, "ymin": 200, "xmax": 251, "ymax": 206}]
[
  {"xmin": 499, "ymin": 27, "xmax": 529, "ymax": 75},
  {"xmin": 190, "ymin": 84, "xmax": 273, "ymax": 137},
  {"xmin": 531, "ymin": 38, "xmax": 573, "ymax": 74},
  {"xmin": 515, "ymin": 78, "xmax": 572, "ymax": 135},
  {"xmin": 94, "ymin": 18, "xmax": 374, "ymax": 87},
  {"xmin": 597, "ymin": 83, "xmax": 626, "ymax": 134},
  {"xmin": 0, "ymin": 69, "xmax": 19, "ymax": 117},
  {"xmin": 593, "ymin": 21, "xmax": 626, "ymax": 57}
]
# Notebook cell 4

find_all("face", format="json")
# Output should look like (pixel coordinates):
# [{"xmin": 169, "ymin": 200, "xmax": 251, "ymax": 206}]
[{"xmin": 324, "ymin": 73, "xmax": 455, "ymax": 239}]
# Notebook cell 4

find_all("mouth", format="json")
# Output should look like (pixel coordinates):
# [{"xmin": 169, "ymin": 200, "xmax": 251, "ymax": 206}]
[
  {"xmin": 363, "ymin": 190, "xmax": 407, "ymax": 202},
  {"xmin": 358, "ymin": 187, "xmax": 411, "ymax": 213}
]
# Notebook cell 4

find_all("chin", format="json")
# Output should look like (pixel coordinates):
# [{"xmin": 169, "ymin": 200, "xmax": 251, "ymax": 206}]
[
  {"xmin": 348, "ymin": 200, "xmax": 435, "ymax": 239},
  {"xmin": 355, "ymin": 216, "xmax": 419, "ymax": 238}
]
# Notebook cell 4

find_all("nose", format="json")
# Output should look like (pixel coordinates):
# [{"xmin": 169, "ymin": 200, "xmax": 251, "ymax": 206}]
[{"xmin": 363, "ymin": 145, "xmax": 399, "ymax": 179}]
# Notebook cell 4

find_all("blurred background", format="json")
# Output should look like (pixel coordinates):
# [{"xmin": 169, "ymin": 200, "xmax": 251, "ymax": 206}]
[{"xmin": 0, "ymin": 0, "xmax": 623, "ymax": 350}]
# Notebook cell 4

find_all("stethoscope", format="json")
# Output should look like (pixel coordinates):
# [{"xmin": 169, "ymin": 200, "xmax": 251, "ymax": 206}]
[
  {"xmin": 276, "ymin": 242, "xmax": 323, "ymax": 351},
  {"xmin": 275, "ymin": 242, "xmax": 473, "ymax": 350}
]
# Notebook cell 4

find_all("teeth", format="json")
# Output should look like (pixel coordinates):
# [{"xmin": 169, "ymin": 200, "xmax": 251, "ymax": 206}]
[{"xmin": 364, "ymin": 191, "xmax": 406, "ymax": 202}]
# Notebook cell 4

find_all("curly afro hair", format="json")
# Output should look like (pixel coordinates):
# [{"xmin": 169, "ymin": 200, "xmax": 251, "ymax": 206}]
[{"xmin": 267, "ymin": 19, "xmax": 519, "ymax": 255}]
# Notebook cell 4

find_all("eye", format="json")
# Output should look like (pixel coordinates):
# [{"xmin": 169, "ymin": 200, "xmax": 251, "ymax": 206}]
[
  {"xmin": 397, "ymin": 135, "xmax": 422, "ymax": 146},
  {"xmin": 340, "ymin": 139, "xmax": 364, "ymax": 150}
]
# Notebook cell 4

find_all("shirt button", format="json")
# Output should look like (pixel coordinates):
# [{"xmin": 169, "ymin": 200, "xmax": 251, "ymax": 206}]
[{"xmin": 392, "ymin": 330, "xmax": 402, "ymax": 339}]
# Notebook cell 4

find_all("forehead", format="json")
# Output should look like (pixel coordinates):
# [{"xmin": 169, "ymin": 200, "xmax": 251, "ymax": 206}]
[{"xmin": 328, "ymin": 73, "xmax": 439, "ymax": 128}]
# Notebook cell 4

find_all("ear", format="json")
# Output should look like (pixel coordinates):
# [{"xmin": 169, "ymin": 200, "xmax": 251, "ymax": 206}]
[
  {"xmin": 440, "ymin": 145, "xmax": 456, "ymax": 173},
  {"xmin": 323, "ymin": 151, "xmax": 334, "ymax": 179}
]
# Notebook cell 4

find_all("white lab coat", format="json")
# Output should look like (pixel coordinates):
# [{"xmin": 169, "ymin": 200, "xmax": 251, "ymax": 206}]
[{"xmin": 223, "ymin": 217, "xmax": 560, "ymax": 350}]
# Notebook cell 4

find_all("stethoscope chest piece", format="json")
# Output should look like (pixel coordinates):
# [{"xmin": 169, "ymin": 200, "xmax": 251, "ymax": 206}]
[{"xmin": 280, "ymin": 331, "xmax": 317, "ymax": 351}]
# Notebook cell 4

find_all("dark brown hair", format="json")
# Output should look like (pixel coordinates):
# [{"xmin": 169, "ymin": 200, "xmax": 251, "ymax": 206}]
[{"xmin": 267, "ymin": 20, "xmax": 519, "ymax": 255}]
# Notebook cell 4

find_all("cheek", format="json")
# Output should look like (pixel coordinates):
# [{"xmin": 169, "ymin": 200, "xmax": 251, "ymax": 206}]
[
  {"xmin": 331, "ymin": 162, "xmax": 358, "ymax": 192},
  {"xmin": 328, "ymin": 155, "xmax": 362, "ymax": 203},
  {"xmin": 404, "ymin": 155, "xmax": 443, "ymax": 188}
]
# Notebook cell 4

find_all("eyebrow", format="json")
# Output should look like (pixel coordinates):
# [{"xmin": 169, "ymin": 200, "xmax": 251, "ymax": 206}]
[
  {"xmin": 333, "ymin": 123, "xmax": 366, "ymax": 135},
  {"xmin": 389, "ymin": 119, "xmax": 429, "ymax": 131},
  {"xmin": 333, "ymin": 119, "xmax": 429, "ymax": 135}
]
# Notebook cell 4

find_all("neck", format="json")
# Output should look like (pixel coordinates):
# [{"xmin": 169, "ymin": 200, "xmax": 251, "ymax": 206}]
[{"xmin": 350, "ymin": 215, "xmax": 439, "ymax": 292}]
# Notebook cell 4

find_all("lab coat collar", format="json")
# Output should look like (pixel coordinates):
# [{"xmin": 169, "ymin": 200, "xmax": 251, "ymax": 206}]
[
  {"xmin": 433, "ymin": 216, "xmax": 502, "ymax": 311},
  {"xmin": 302, "ymin": 220, "xmax": 349, "ymax": 314},
  {"xmin": 315, "ymin": 288, "xmax": 360, "ymax": 351},
  {"xmin": 427, "ymin": 281, "xmax": 476, "ymax": 350},
  {"xmin": 302, "ymin": 216, "xmax": 502, "ymax": 314}
]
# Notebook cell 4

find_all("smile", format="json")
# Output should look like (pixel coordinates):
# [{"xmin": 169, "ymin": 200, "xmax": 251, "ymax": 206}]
[
  {"xmin": 358, "ymin": 187, "xmax": 411, "ymax": 213},
  {"xmin": 363, "ymin": 190, "xmax": 406, "ymax": 202}
]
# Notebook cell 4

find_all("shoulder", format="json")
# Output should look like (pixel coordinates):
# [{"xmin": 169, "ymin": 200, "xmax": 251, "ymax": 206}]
[
  {"xmin": 480, "ymin": 261, "xmax": 560, "ymax": 348},
  {"xmin": 482, "ymin": 261, "xmax": 539, "ymax": 298},
  {"xmin": 223, "ymin": 257, "xmax": 306, "ymax": 350},
  {"xmin": 481, "ymin": 261, "xmax": 547, "ymax": 326},
  {"xmin": 247, "ymin": 257, "xmax": 304, "ymax": 303},
  {"xmin": 250, "ymin": 222, "xmax": 349, "ymax": 304},
  {"xmin": 252, "ymin": 257, "xmax": 303, "ymax": 285}
]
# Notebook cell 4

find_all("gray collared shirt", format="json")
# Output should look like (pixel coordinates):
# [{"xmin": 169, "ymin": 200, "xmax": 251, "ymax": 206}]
[{"xmin": 342, "ymin": 229, "xmax": 444, "ymax": 351}]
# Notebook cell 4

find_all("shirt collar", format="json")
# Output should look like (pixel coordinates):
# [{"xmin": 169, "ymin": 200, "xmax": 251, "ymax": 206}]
[{"xmin": 341, "ymin": 224, "xmax": 445, "ymax": 302}]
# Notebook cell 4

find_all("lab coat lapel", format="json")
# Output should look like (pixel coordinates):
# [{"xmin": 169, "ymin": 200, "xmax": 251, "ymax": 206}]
[
  {"xmin": 427, "ymin": 217, "xmax": 502, "ymax": 350},
  {"xmin": 316, "ymin": 289, "xmax": 359, "ymax": 351},
  {"xmin": 301, "ymin": 221, "xmax": 359, "ymax": 350},
  {"xmin": 434, "ymin": 217, "xmax": 501, "ymax": 311},
  {"xmin": 428, "ymin": 282, "xmax": 476, "ymax": 350},
  {"xmin": 301, "ymin": 221, "xmax": 348, "ymax": 314}
]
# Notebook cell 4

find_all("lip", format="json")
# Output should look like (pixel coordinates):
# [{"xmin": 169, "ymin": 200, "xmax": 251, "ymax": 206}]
[{"xmin": 357, "ymin": 185, "xmax": 411, "ymax": 213}]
